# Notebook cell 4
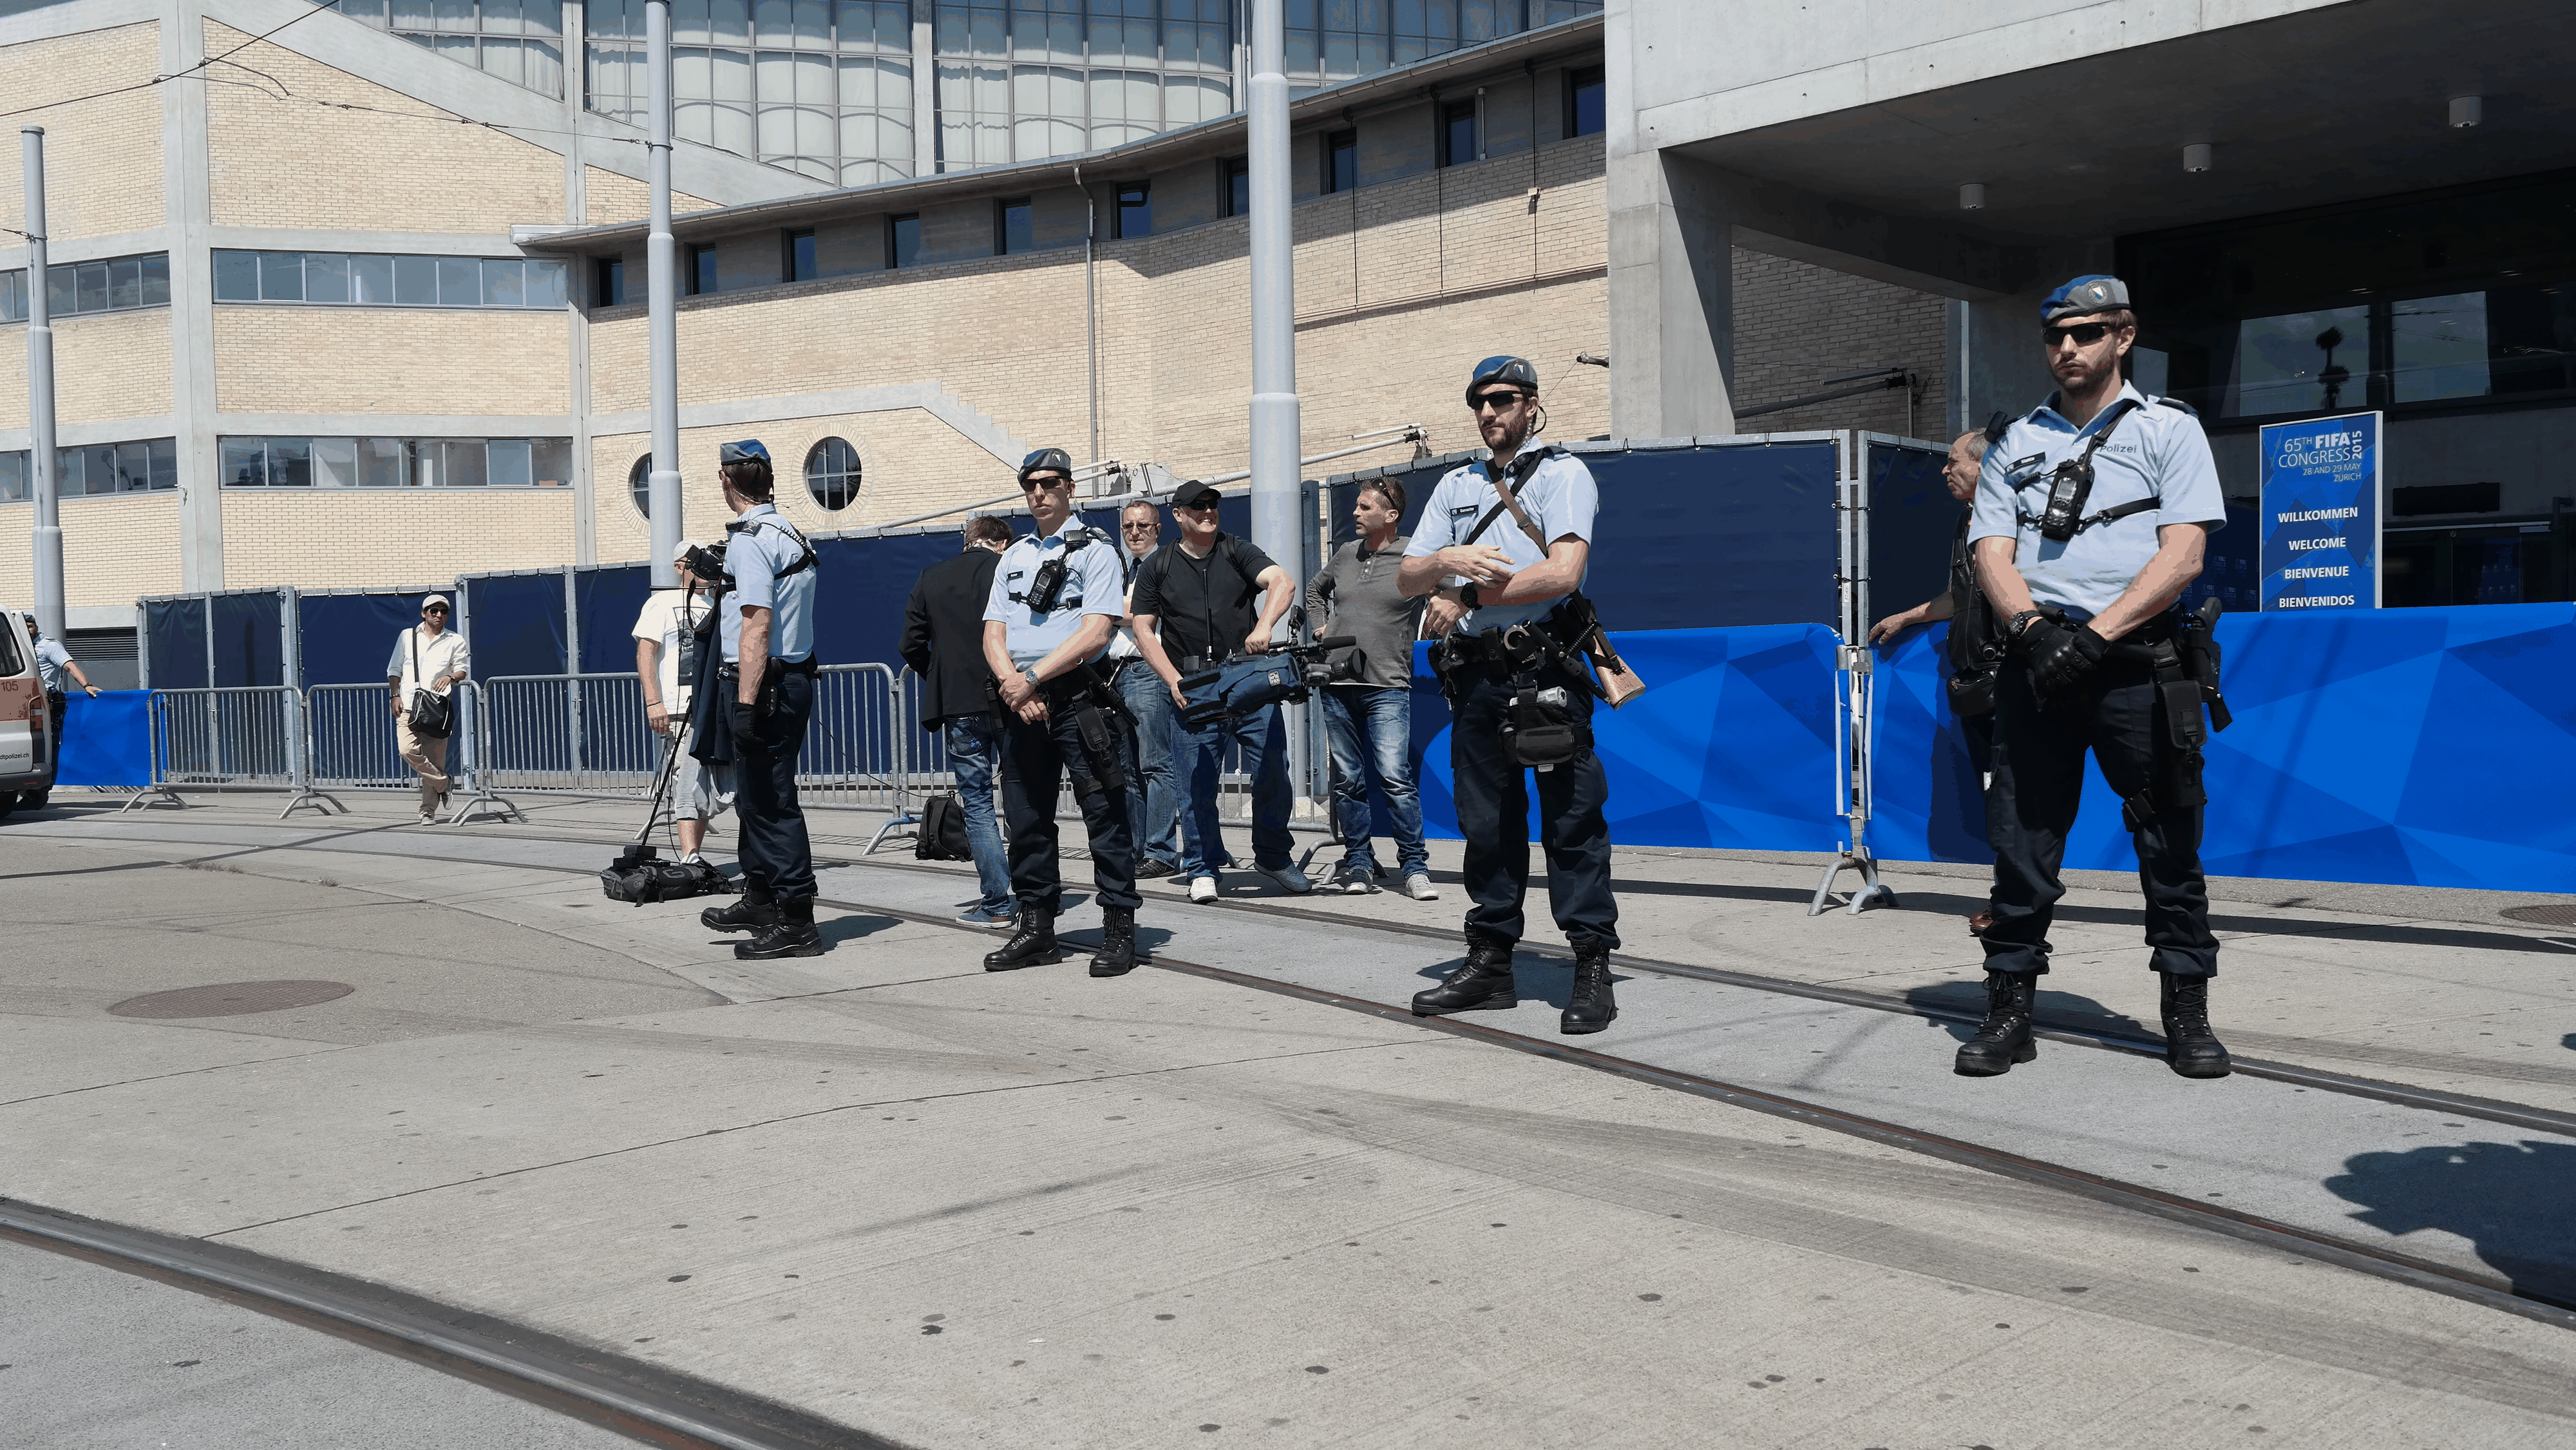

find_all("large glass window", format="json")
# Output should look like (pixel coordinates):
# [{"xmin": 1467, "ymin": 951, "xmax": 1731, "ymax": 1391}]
[
  {"xmin": 0, "ymin": 253, "xmax": 172, "ymax": 323},
  {"xmin": 1298, "ymin": 0, "xmax": 1599, "ymax": 93},
  {"xmin": 317, "ymin": 0, "xmax": 565, "ymax": 98},
  {"xmin": 933, "ymin": 0, "xmax": 1236, "ymax": 173},
  {"xmin": 221, "ymin": 437, "xmax": 573, "ymax": 488},
  {"xmin": 587, "ymin": 0, "xmax": 916, "ymax": 186},
  {"xmin": 0, "ymin": 439, "xmax": 177, "ymax": 500},
  {"xmin": 213, "ymin": 251, "xmax": 568, "ymax": 309}
]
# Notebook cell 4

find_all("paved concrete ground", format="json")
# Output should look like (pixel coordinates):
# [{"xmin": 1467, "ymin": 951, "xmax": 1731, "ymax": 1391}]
[
  {"xmin": 5, "ymin": 792, "xmax": 2575, "ymax": 1449},
  {"xmin": 0, "ymin": 1237, "xmax": 631, "ymax": 1449}
]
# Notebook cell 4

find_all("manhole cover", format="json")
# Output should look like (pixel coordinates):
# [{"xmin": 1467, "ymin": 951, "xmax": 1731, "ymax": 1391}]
[
  {"xmin": 2500, "ymin": 904, "xmax": 2576, "ymax": 927},
  {"xmin": 107, "ymin": 980, "xmax": 355, "ymax": 1019}
]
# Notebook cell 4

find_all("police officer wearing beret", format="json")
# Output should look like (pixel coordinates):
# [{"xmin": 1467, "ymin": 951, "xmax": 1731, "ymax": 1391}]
[
  {"xmin": 980, "ymin": 447, "xmax": 1144, "ymax": 977},
  {"xmin": 1962, "ymin": 276, "xmax": 2232, "ymax": 1079},
  {"xmin": 1396, "ymin": 356, "xmax": 1621, "ymax": 1035},
  {"xmin": 695, "ymin": 439, "xmax": 828, "ymax": 960}
]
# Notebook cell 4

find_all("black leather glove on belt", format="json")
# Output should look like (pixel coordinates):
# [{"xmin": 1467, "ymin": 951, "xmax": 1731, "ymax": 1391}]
[
  {"xmin": 2025, "ymin": 619, "xmax": 2108, "ymax": 698},
  {"xmin": 730, "ymin": 698, "xmax": 762, "ymax": 743}
]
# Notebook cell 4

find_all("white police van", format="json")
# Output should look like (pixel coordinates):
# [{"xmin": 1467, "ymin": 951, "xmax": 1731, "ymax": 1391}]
[{"xmin": 0, "ymin": 609, "xmax": 55, "ymax": 817}]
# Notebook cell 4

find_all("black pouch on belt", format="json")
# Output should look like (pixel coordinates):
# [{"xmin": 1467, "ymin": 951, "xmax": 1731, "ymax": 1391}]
[
  {"xmin": 1070, "ymin": 700, "xmax": 1126, "ymax": 797},
  {"xmin": 1501, "ymin": 679, "xmax": 1588, "ymax": 772}
]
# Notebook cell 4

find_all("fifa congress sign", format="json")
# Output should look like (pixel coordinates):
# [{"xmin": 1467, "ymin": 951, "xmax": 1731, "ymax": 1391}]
[{"xmin": 2259, "ymin": 412, "xmax": 2382, "ymax": 611}]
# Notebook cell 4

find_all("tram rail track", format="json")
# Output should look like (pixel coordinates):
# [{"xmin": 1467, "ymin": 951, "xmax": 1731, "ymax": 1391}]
[{"xmin": 7, "ymin": 806, "xmax": 2572, "ymax": 1450}]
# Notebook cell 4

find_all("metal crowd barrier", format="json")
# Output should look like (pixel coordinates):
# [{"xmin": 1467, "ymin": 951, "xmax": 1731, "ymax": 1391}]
[
  {"xmin": 305, "ymin": 680, "xmax": 516, "ymax": 825},
  {"xmin": 479, "ymin": 672, "xmax": 661, "ymax": 803},
  {"xmin": 120, "ymin": 686, "xmax": 327, "ymax": 819}
]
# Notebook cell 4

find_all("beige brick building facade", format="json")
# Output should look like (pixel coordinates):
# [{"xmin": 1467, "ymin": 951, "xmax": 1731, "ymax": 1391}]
[{"xmin": 0, "ymin": 4, "xmax": 1955, "ymax": 662}]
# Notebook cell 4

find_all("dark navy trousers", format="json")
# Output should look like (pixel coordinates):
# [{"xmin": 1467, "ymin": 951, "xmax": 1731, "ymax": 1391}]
[
  {"xmin": 734, "ymin": 669, "xmax": 817, "ymax": 905},
  {"xmin": 1448, "ymin": 658, "xmax": 1620, "ymax": 952},
  {"xmin": 998, "ymin": 697, "xmax": 1140, "ymax": 916}
]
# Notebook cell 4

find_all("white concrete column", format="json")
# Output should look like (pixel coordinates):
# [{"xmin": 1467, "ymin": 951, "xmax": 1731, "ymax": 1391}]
[
  {"xmin": 1605, "ymin": 147, "xmax": 1736, "ymax": 440},
  {"xmin": 912, "ymin": 8, "xmax": 936, "ymax": 175},
  {"xmin": 1963, "ymin": 289, "xmax": 2059, "ymax": 427},
  {"xmin": 163, "ymin": 0, "xmax": 223, "ymax": 591}
]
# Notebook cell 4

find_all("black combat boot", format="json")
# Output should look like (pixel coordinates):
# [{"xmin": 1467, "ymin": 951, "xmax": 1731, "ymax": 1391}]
[
  {"xmin": 985, "ymin": 905, "xmax": 1062, "ymax": 971},
  {"xmin": 1954, "ymin": 969, "xmax": 2039, "ymax": 1076},
  {"xmin": 701, "ymin": 892, "xmax": 777, "ymax": 933},
  {"xmin": 2159, "ymin": 973, "xmax": 2232, "ymax": 1078},
  {"xmin": 1410, "ymin": 936, "xmax": 1519, "ymax": 1016},
  {"xmin": 1088, "ymin": 908, "xmax": 1139, "ymax": 978},
  {"xmin": 1562, "ymin": 944, "xmax": 1617, "ymax": 1035},
  {"xmin": 736, "ymin": 897, "xmax": 823, "ymax": 960}
]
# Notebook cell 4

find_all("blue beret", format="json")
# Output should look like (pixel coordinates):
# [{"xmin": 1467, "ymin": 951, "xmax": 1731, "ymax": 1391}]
[
  {"xmin": 2041, "ymin": 275, "xmax": 2130, "ymax": 324},
  {"xmin": 1018, "ymin": 446, "xmax": 1074, "ymax": 482},
  {"xmin": 1465, "ymin": 354, "xmax": 1539, "ymax": 403},
  {"xmin": 719, "ymin": 439, "xmax": 771, "ymax": 466}
]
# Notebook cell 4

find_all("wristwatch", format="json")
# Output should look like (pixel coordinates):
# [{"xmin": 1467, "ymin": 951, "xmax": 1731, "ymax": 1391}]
[
  {"xmin": 1021, "ymin": 666, "xmax": 1041, "ymax": 689},
  {"xmin": 2007, "ymin": 609, "xmax": 2043, "ymax": 637},
  {"xmin": 1459, "ymin": 582, "xmax": 1481, "ymax": 609}
]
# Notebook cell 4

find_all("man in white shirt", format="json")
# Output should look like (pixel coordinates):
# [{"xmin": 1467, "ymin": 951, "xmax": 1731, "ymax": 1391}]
[
  {"xmin": 634, "ymin": 539, "xmax": 733, "ymax": 863},
  {"xmin": 384, "ymin": 593, "xmax": 469, "ymax": 824}
]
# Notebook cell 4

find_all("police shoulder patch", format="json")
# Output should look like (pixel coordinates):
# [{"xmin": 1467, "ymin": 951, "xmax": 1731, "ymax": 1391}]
[
  {"xmin": 1448, "ymin": 503, "xmax": 1480, "ymax": 517},
  {"xmin": 2011, "ymin": 453, "xmax": 2047, "ymax": 472}
]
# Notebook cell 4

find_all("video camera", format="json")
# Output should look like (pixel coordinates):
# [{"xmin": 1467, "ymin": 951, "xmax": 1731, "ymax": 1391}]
[
  {"xmin": 680, "ymin": 539, "xmax": 734, "ymax": 593},
  {"xmin": 1177, "ymin": 623, "xmax": 1363, "ymax": 727}
]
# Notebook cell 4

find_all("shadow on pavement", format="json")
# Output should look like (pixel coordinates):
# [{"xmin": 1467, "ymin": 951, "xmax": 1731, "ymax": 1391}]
[
  {"xmin": 2324, "ymin": 1140, "xmax": 2576, "ymax": 1307},
  {"xmin": 818, "ymin": 913, "xmax": 902, "ymax": 948},
  {"xmin": 1902, "ymin": 981, "xmax": 2157, "ymax": 1044}
]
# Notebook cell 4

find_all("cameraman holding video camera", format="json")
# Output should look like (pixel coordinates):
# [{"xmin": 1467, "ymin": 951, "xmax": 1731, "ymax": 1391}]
[
  {"xmin": 1395, "ymin": 355, "xmax": 1620, "ymax": 1035},
  {"xmin": 979, "ymin": 448, "xmax": 1143, "ymax": 977},
  {"xmin": 1127, "ymin": 481, "xmax": 1306, "ymax": 904}
]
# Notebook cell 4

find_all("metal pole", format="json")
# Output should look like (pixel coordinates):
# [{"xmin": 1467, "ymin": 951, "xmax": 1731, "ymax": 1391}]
[
  {"xmin": 644, "ymin": 0, "xmax": 681, "ymax": 590},
  {"xmin": 1246, "ymin": 0, "xmax": 1307, "ymax": 798},
  {"xmin": 22, "ymin": 127, "xmax": 63, "ymax": 642}
]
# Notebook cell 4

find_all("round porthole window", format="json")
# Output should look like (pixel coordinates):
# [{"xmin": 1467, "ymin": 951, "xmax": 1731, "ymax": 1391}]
[
  {"xmin": 628, "ymin": 453, "xmax": 651, "ymax": 518},
  {"xmin": 806, "ymin": 437, "xmax": 861, "ymax": 511}
]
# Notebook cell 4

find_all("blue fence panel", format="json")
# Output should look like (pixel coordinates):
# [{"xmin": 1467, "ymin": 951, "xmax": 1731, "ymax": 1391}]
[
  {"xmin": 1867, "ymin": 442, "xmax": 1956, "ymax": 627},
  {"xmin": 54, "ymin": 690, "xmax": 153, "ymax": 787},
  {"xmin": 1873, "ymin": 604, "xmax": 2576, "ymax": 890},
  {"xmin": 298, "ymin": 591, "xmax": 439, "ymax": 687},
  {"xmin": 576, "ymin": 565, "xmax": 656, "ymax": 674},
  {"xmin": 211, "ymin": 591, "xmax": 284, "ymax": 687},
  {"xmin": 1410, "ymin": 624, "xmax": 1841, "ymax": 852},
  {"xmin": 462, "ymin": 572, "xmax": 567, "ymax": 678},
  {"xmin": 144, "ymin": 596, "xmax": 207, "ymax": 690},
  {"xmin": 812, "ymin": 532, "xmax": 960, "ymax": 668}
]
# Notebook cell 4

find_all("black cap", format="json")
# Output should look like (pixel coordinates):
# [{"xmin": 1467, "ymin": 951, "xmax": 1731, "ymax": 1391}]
[
  {"xmin": 1173, "ymin": 482, "xmax": 1224, "ymax": 510},
  {"xmin": 1018, "ymin": 446, "xmax": 1074, "ymax": 484}
]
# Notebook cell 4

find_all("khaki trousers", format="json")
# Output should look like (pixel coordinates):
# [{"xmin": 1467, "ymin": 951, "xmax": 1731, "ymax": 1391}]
[{"xmin": 395, "ymin": 711, "xmax": 451, "ymax": 810}]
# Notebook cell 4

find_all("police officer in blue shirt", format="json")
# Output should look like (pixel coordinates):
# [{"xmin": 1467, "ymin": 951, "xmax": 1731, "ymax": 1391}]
[
  {"xmin": 693, "ymin": 439, "xmax": 828, "ymax": 960},
  {"xmin": 980, "ymin": 447, "xmax": 1144, "ymax": 977},
  {"xmin": 1962, "ymin": 275, "xmax": 2232, "ymax": 1080},
  {"xmin": 1396, "ymin": 356, "xmax": 1621, "ymax": 1035}
]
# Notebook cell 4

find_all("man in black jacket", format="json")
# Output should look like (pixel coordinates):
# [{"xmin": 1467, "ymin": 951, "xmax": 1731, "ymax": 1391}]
[{"xmin": 900, "ymin": 515, "xmax": 1017, "ymax": 927}]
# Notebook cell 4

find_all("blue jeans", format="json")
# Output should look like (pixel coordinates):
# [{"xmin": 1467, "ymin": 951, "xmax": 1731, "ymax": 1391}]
[
  {"xmin": 944, "ymin": 711, "xmax": 1014, "ymax": 912},
  {"xmin": 1177, "ymin": 700, "xmax": 1293, "ymax": 879},
  {"xmin": 1115, "ymin": 659, "xmax": 1181, "ymax": 870},
  {"xmin": 1320, "ymin": 685, "xmax": 1428, "ymax": 878}
]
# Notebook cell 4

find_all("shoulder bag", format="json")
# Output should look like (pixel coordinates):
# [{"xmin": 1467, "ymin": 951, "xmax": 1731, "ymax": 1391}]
[{"xmin": 407, "ymin": 628, "xmax": 453, "ymax": 739}]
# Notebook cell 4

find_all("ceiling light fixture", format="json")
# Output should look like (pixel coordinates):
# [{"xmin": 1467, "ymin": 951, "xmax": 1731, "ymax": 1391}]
[
  {"xmin": 2448, "ymin": 95, "xmax": 2483, "ymax": 129},
  {"xmin": 1958, "ymin": 182, "xmax": 1986, "ymax": 210},
  {"xmin": 2183, "ymin": 143, "xmax": 2213, "ymax": 173}
]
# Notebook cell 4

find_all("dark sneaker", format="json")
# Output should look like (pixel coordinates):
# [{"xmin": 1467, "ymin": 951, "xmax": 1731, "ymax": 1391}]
[
  {"xmin": 1133, "ymin": 858, "xmax": 1182, "ymax": 880},
  {"xmin": 1331, "ymin": 863, "xmax": 1378, "ymax": 894}
]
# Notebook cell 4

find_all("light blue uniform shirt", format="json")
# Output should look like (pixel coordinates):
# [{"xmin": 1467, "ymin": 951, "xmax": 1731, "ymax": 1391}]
[
  {"xmin": 983, "ymin": 519, "xmax": 1124, "ymax": 669},
  {"xmin": 1969, "ymin": 381, "xmax": 2227, "ymax": 620},
  {"xmin": 1401, "ymin": 446, "xmax": 1598, "ymax": 631},
  {"xmin": 33, "ymin": 636, "xmax": 72, "ymax": 692},
  {"xmin": 720, "ymin": 504, "xmax": 817, "ymax": 662}
]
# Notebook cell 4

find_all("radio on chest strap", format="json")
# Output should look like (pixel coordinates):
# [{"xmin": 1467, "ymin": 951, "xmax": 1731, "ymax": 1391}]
[{"xmin": 724, "ymin": 515, "xmax": 819, "ymax": 577}]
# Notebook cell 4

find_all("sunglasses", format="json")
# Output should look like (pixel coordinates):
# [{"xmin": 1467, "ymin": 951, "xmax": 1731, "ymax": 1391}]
[
  {"xmin": 422, "ymin": 607, "xmax": 449, "ymax": 615},
  {"xmin": 1121, "ymin": 521, "xmax": 1158, "ymax": 533},
  {"xmin": 2043, "ymin": 321, "xmax": 2118, "ymax": 348},
  {"xmin": 1470, "ymin": 390, "xmax": 1528, "ymax": 413},
  {"xmin": 1021, "ymin": 475, "xmax": 1072, "ymax": 491}
]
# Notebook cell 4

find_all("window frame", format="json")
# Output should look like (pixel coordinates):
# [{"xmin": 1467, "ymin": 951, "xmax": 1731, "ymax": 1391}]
[
  {"xmin": 804, "ymin": 436, "xmax": 863, "ymax": 511},
  {"xmin": 687, "ymin": 243, "xmax": 719, "ymax": 296},
  {"xmin": 1222, "ymin": 157, "xmax": 1249, "ymax": 219},
  {"xmin": 1113, "ymin": 182, "xmax": 1150, "ymax": 241},
  {"xmin": 1438, "ymin": 97, "xmax": 1478, "ymax": 169},
  {"xmin": 595, "ymin": 256, "xmax": 626, "ymax": 309},
  {"xmin": 996, "ymin": 197, "xmax": 1034, "ymax": 256},
  {"xmin": 1564, "ymin": 64, "xmax": 1605, "ymax": 139},
  {"xmin": 9, "ymin": 252, "xmax": 177, "ymax": 322},
  {"xmin": 1323, "ymin": 129, "xmax": 1358, "ymax": 195},
  {"xmin": 888, "ymin": 213, "xmax": 921, "ymax": 269},
  {"xmin": 782, "ymin": 228, "xmax": 818, "ymax": 283}
]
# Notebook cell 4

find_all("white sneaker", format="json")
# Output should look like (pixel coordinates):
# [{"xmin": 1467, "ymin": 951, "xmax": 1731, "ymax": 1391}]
[
  {"xmin": 416, "ymin": 808, "xmax": 437, "ymax": 825},
  {"xmin": 1403, "ymin": 872, "xmax": 1440, "ymax": 901},
  {"xmin": 1256, "ymin": 861, "xmax": 1313, "ymax": 895},
  {"xmin": 1188, "ymin": 875, "xmax": 1219, "ymax": 904}
]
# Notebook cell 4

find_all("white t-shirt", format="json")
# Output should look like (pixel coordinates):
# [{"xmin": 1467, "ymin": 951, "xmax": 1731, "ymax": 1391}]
[
  {"xmin": 386, "ymin": 628, "xmax": 469, "ymax": 698},
  {"xmin": 632, "ymin": 587, "xmax": 712, "ymax": 712}
]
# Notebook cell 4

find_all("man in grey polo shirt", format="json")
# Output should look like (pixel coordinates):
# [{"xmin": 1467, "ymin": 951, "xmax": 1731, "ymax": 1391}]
[
  {"xmin": 1307, "ymin": 475, "xmax": 1436, "ymax": 899},
  {"xmin": 1962, "ymin": 274, "xmax": 2232, "ymax": 1082}
]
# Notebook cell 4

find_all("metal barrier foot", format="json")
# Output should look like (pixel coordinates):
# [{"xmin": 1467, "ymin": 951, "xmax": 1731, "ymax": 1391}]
[
  {"xmin": 446, "ymin": 792, "xmax": 525, "ymax": 826},
  {"xmin": 1808, "ymin": 851, "xmax": 1900, "ymax": 917},
  {"xmin": 118, "ymin": 786, "xmax": 190, "ymax": 813},
  {"xmin": 278, "ymin": 790, "xmax": 346, "ymax": 820},
  {"xmin": 864, "ymin": 812, "xmax": 920, "ymax": 855}
]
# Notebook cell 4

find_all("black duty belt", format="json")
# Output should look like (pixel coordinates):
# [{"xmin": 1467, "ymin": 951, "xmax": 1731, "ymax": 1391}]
[
  {"xmin": 717, "ymin": 656, "xmax": 821, "ymax": 678},
  {"xmin": 1435, "ymin": 611, "xmax": 1582, "ymax": 671}
]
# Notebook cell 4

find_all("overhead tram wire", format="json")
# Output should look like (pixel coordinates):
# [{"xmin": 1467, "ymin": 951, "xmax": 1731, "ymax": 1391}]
[{"xmin": 0, "ymin": 0, "xmax": 331, "ymax": 120}]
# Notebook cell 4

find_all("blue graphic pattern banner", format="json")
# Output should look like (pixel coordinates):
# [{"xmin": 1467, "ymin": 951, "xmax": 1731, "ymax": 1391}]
[
  {"xmin": 1871, "ymin": 606, "xmax": 2576, "ymax": 891},
  {"xmin": 2260, "ymin": 411, "xmax": 2380, "ymax": 611},
  {"xmin": 1410, "ymin": 624, "xmax": 1842, "ymax": 852}
]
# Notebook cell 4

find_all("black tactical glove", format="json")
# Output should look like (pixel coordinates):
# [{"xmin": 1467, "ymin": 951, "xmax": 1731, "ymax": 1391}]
[
  {"xmin": 729, "ymin": 698, "xmax": 762, "ymax": 743},
  {"xmin": 2026, "ymin": 619, "xmax": 2108, "ymax": 698}
]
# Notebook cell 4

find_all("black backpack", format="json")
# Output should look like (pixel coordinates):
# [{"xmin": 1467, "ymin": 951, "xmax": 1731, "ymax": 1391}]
[{"xmin": 915, "ymin": 792, "xmax": 973, "ymax": 861}]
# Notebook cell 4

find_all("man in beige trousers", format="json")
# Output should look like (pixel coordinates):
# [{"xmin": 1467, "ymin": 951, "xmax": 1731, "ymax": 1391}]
[{"xmin": 386, "ymin": 593, "xmax": 470, "ymax": 824}]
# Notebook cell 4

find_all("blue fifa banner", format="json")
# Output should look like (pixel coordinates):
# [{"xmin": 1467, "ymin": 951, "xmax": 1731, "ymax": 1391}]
[{"xmin": 2259, "ymin": 412, "xmax": 2381, "ymax": 611}]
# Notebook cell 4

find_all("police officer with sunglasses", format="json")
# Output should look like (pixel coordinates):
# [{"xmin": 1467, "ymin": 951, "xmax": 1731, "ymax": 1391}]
[{"xmin": 1961, "ymin": 275, "xmax": 2233, "ymax": 1081}]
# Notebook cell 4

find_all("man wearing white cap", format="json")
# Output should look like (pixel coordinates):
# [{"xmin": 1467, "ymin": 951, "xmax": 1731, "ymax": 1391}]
[
  {"xmin": 634, "ymin": 538, "xmax": 732, "ymax": 861},
  {"xmin": 385, "ymin": 593, "xmax": 470, "ymax": 824}
]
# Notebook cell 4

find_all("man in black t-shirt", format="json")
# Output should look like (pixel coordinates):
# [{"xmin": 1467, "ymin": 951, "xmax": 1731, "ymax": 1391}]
[{"xmin": 1128, "ymin": 482, "xmax": 1305, "ymax": 903}]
